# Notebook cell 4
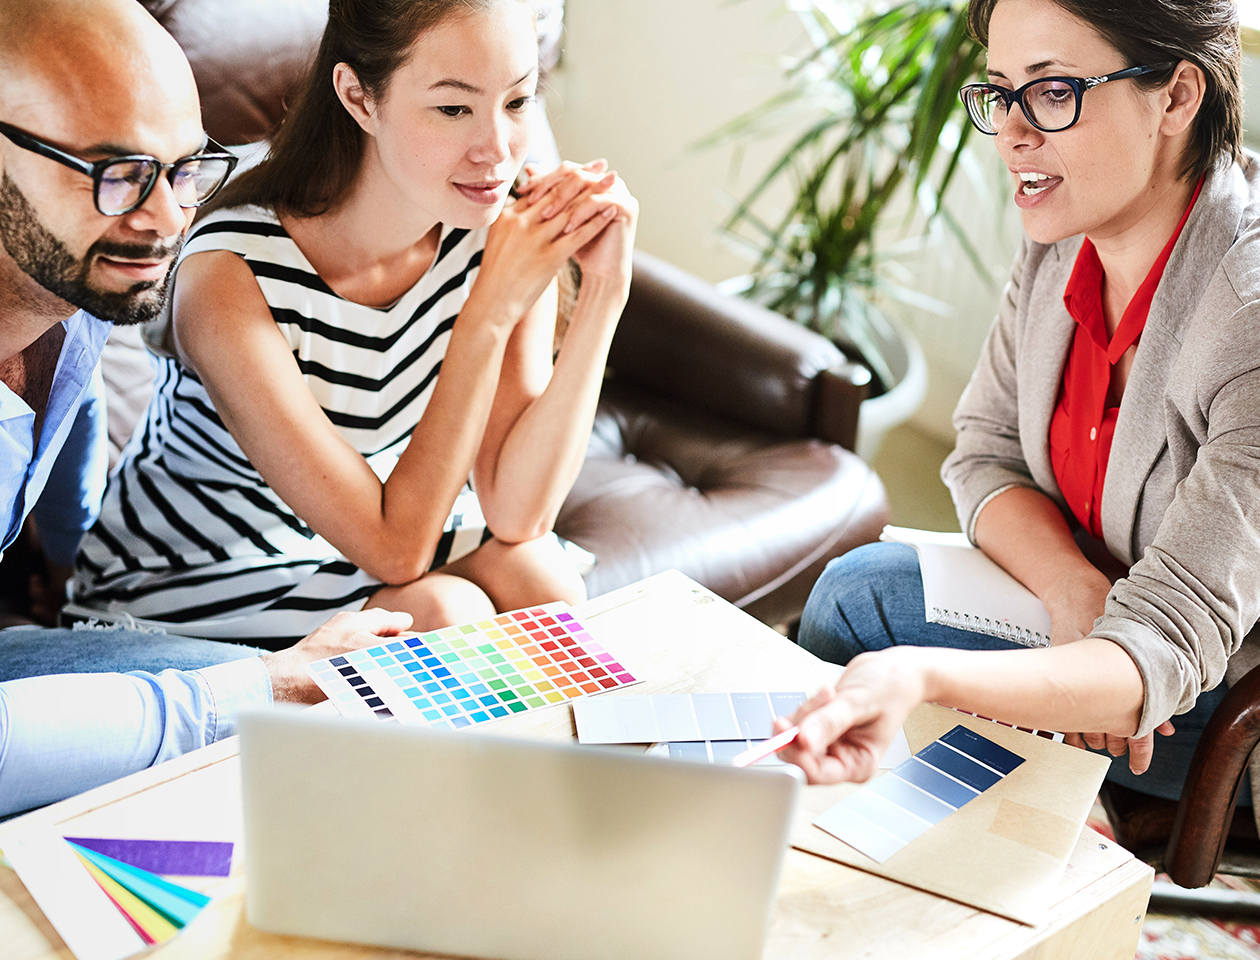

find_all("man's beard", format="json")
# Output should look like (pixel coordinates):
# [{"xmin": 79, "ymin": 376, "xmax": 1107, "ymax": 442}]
[{"xmin": 0, "ymin": 172, "xmax": 182, "ymax": 326}]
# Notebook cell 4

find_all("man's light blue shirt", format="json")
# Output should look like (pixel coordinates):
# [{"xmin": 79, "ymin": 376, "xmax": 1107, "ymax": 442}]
[
  {"xmin": 1, "ymin": 310, "xmax": 110, "ymax": 565},
  {"xmin": 0, "ymin": 311, "xmax": 275, "ymax": 817},
  {"xmin": 0, "ymin": 658, "xmax": 271, "ymax": 816}
]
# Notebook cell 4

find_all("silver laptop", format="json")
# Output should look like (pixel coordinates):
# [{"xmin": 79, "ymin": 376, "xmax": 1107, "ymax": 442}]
[{"xmin": 240, "ymin": 707, "xmax": 798, "ymax": 960}]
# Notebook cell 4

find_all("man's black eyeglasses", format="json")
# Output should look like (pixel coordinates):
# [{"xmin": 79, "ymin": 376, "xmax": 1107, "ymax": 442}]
[
  {"xmin": 0, "ymin": 121, "xmax": 238, "ymax": 216},
  {"xmin": 959, "ymin": 63, "xmax": 1174, "ymax": 135}
]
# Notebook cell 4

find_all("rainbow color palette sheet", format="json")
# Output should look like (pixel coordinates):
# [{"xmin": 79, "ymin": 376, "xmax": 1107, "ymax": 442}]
[{"xmin": 307, "ymin": 602, "xmax": 639, "ymax": 728}]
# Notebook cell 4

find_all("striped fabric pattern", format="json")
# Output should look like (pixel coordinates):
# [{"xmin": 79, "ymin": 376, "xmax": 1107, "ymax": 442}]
[{"xmin": 71, "ymin": 205, "xmax": 491, "ymax": 646}]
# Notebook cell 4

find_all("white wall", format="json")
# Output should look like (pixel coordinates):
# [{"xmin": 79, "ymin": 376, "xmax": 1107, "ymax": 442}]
[
  {"xmin": 547, "ymin": 0, "xmax": 806, "ymax": 286},
  {"xmin": 548, "ymin": 4, "xmax": 1260, "ymax": 443}
]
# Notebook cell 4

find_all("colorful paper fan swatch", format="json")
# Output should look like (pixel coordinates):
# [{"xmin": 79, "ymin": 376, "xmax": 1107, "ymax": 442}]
[
  {"xmin": 66, "ymin": 841, "xmax": 212, "ymax": 945},
  {"xmin": 64, "ymin": 836, "xmax": 234, "ymax": 877},
  {"xmin": 308, "ymin": 601, "xmax": 640, "ymax": 728}
]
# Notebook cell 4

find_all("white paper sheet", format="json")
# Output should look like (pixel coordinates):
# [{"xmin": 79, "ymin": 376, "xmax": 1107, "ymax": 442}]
[{"xmin": 3, "ymin": 829, "xmax": 146, "ymax": 960}]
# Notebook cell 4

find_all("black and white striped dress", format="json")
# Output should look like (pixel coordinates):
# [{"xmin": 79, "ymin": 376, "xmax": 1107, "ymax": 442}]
[{"xmin": 71, "ymin": 205, "xmax": 491, "ymax": 646}]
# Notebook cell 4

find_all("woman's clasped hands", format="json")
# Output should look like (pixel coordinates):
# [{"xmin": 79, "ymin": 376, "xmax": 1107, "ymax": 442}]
[{"xmin": 475, "ymin": 158, "xmax": 637, "ymax": 320}]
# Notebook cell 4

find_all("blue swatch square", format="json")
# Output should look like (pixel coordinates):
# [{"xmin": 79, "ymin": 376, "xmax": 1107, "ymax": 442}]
[
  {"xmin": 918, "ymin": 742, "xmax": 1002, "ymax": 792},
  {"xmin": 894, "ymin": 757, "xmax": 977, "ymax": 809},
  {"xmin": 940, "ymin": 725, "xmax": 1025, "ymax": 776}
]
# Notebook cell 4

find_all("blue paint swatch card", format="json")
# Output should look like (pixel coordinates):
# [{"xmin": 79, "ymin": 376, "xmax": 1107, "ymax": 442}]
[{"xmin": 814, "ymin": 724, "xmax": 1025, "ymax": 863}]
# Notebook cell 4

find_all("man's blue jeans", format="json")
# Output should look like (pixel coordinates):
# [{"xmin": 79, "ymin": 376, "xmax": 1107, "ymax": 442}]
[
  {"xmin": 0, "ymin": 623, "xmax": 261, "ymax": 681},
  {"xmin": 799, "ymin": 542, "xmax": 1249, "ymax": 805}
]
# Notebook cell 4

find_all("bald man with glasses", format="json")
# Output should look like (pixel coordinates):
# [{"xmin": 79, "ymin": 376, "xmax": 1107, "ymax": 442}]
[{"xmin": 0, "ymin": 0, "xmax": 413, "ymax": 818}]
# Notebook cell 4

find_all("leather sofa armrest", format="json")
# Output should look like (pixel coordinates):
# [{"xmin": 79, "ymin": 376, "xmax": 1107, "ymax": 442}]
[{"xmin": 609, "ymin": 251, "xmax": 870, "ymax": 451}]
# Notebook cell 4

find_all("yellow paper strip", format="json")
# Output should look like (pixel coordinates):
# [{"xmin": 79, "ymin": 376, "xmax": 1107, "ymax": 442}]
[{"xmin": 75, "ymin": 854, "xmax": 180, "ymax": 944}]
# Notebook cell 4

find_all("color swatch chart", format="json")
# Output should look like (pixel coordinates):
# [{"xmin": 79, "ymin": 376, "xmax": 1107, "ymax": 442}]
[
  {"xmin": 814, "ymin": 725, "xmax": 1025, "ymax": 863},
  {"xmin": 953, "ymin": 707, "xmax": 1064, "ymax": 742},
  {"xmin": 308, "ymin": 602, "xmax": 639, "ymax": 729}
]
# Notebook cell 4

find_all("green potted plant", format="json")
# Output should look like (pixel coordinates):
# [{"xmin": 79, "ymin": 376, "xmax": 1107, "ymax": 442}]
[{"xmin": 706, "ymin": 0, "xmax": 990, "ymax": 458}]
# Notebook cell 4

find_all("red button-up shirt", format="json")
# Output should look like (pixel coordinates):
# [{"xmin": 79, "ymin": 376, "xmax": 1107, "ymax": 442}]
[{"xmin": 1049, "ymin": 175, "xmax": 1204, "ymax": 539}]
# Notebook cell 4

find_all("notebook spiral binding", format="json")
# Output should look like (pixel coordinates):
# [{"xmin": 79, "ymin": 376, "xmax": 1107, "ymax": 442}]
[{"xmin": 928, "ymin": 608, "xmax": 1049, "ymax": 648}]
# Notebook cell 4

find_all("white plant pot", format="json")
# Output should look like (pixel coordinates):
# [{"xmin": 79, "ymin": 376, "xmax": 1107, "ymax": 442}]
[{"xmin": 854, "ymin": 321, "xmax": 928, "ymax": 462}]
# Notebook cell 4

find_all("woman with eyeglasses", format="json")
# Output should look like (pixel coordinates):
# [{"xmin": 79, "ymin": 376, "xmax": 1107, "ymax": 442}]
[
  {"xmin": 69, "ymin": 0, "xmax": 637, "ymax": 646},
  {"xmin": 781, "ymin": 0, "xmax": 1259, "ymax": 801}
]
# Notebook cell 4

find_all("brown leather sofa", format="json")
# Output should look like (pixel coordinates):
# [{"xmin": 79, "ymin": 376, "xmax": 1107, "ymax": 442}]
[{"xmin": 105, "ymin": 0, "xmax": 889, "ymax": 627}]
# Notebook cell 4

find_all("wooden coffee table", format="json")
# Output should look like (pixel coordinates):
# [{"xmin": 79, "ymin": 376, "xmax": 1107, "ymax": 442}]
[{"xmin": 1, "ymin": 570, "xmax": 1151, "ymax": 960}]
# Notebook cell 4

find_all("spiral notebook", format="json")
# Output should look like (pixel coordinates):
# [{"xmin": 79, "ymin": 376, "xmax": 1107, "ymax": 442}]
[{"xmin": 881, "ymin": 526, "xmax": 1051, "ymax": 647}]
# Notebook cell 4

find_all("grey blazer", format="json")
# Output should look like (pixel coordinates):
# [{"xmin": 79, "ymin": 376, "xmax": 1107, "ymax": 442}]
[{"xmin": 942, "ymin": 152, "xmax": 1260, "ymax": 737}]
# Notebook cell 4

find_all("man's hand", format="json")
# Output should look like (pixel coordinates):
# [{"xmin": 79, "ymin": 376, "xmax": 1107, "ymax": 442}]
[{"xmin": 261, "ymin": 608, "xmax": 414, "ymax": 703}]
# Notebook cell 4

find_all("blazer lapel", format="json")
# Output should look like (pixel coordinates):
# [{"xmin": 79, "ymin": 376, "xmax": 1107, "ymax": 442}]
[
  {"xmin": 1101, "ymin": 159, "xmax": 1250, "ymax": 563},
  {"xmin": 1020, "ymin": 240, "xmax": 1079, "ymax": 501}
]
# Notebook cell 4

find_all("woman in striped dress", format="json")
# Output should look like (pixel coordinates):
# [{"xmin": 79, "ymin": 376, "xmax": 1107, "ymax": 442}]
[{"xmin": 70, "ymin": 0, "xmax": 637, "ymax": 647}]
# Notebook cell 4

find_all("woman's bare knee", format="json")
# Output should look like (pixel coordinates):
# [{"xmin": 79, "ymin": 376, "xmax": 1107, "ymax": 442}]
[
  {"xmin": 447, "ymin": 535, "xmax": 585, "ymax": 610},
  {"xmin": 367, "ymin": 573, "xmax": 495, "ymax": 631}
]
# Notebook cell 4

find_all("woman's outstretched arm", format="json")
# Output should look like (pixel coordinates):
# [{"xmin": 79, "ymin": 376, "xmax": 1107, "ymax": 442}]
[{"xmin": 777, "ymin": 638, "xmax": 1146, "ymax": 784}]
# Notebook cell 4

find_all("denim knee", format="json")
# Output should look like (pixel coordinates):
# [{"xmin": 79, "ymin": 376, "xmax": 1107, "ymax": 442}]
[
  {"xmin": 798, "ymin": 543, "xmax": 922, "ymax": 665},
  {"xmin": 798, "ymin": 541, "xmax": 1020, "ymax": 664}
]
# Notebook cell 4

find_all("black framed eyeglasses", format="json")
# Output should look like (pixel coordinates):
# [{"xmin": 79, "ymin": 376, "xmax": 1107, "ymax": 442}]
[
  {"xmin": 959, "ymin": 63, "xmax": 1174, "ymax": 135},
  {"xmin": 0, "ymin": 120, "xmax": 238, "ymax": 216}
]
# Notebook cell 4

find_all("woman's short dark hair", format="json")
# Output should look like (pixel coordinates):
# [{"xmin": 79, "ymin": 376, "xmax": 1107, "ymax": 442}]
[
  {"xmin": 213, "ymin": 0, "xmax": 531, "ymax": 217},
  {"xmin": 966, "ymin": 0, "xmax": 1242, "ymax": 181}
]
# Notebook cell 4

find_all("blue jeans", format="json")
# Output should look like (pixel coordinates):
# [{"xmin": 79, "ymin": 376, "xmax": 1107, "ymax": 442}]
[
  {"xmin": 0, "ymin": 624, "xmax": 262, "ymax": 682},
  {"xmin": 799, "ymin": 542, "xmax": 1250, "ymax": 805}
]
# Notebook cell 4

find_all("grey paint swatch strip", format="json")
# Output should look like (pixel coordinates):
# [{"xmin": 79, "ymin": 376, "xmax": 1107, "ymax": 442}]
[{"xmin": 573, "ymin": 692, "xmax": 807, "ymax": 743}]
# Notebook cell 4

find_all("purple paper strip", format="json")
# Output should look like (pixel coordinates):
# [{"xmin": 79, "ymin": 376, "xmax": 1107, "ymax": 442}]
[{"xmin": 63, "ymin": 837, "xmax": 234, "ymax": 877}]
